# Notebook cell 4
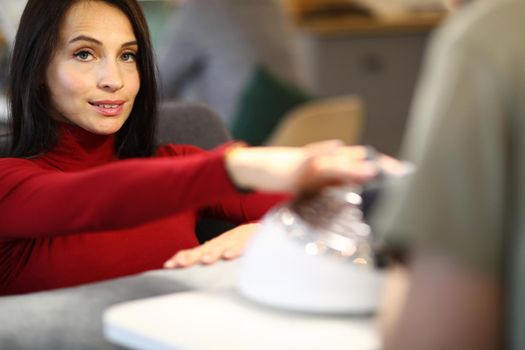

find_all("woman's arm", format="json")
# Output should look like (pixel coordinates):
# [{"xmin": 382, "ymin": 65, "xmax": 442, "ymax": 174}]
[
  {"xmin": 0, "ymin": 143, "xmax": 380, "ymax": 239},
  {"xmin": 383, "ymin": 252, "xmax": 503, "ymax": 350},
  {"xmin": 225, "ymin": 144, "xmax": 378, "ymax": 193}
]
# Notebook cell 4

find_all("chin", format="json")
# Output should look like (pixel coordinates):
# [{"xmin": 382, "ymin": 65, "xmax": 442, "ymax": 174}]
[
  {"xmin": 93, "ymin": 116, "xmax": 129, "ymax": 135},
  {"xmin": 95, "ymin": 128, "xmax": 120, "ymax": 135},
  {"xmin": 89, "ymin": 121, "xmax": 126, "ymax": 135}
]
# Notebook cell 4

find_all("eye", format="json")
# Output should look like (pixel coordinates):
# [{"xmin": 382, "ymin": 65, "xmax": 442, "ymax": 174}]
[
  {"xmin": 73, "ymin": 50, "xmax": 94, "ymax": 62},
  {"xmin": 121, "ymin": 51, "xmax": 137, "ymax": 63}
]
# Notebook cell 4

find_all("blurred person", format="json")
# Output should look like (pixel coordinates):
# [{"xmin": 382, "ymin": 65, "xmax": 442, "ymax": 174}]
[
  {"xmin": 0, "ymin": 0, "xmax": 379, "ymax": 295},
  {"xmin": 0, "ymin": 1, "xmax": 25, "ymax": 92},
  {"xmin": 372, "ymin": 0, "xmax": 525, "ymax": 349},
  {"xmin": 0, "ymin": 38, "xmax": 7, "ymax": 92},
  {"xmin": 156, "ymin": 0, "xmax": 306, "ymax": 124},
  {"xmin": 0, "ymin": 0, "xmax": 27, "ymax": 48}
]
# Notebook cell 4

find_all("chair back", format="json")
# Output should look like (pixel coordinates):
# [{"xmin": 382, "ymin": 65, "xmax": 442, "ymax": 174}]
[
  {"xmin": 157, "ymin": 100, "xmax": 232, "ymax": 149},
  {"xmin": 265, "ymin": 95, "xmax": 364, "ymax": 146}
]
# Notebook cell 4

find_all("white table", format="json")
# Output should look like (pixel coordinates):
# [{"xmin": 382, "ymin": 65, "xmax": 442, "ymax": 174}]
[
  {"xmin": 103, "ymin": 261, "xmax": 380, "ymax": 350},
  {"xmin": 0, "ymin": 260, "xmax": 381, "ymax": 350}
]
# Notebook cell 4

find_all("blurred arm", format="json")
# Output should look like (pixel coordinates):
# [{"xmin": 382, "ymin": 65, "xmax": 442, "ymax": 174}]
[{"xmin": 383, "ymin": 252, "xmax": 503, "ymax": 350}]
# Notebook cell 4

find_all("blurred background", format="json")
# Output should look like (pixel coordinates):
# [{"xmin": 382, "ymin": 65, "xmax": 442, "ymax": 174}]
[{"xmin": 0, "ymin": 0, "xmax": 448, "ymax": 156}]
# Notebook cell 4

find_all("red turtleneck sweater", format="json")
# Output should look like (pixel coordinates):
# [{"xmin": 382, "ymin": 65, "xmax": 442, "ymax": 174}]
[{"xmin": 0, "ymin": 124, "xmax": 284, "ymax": 295}]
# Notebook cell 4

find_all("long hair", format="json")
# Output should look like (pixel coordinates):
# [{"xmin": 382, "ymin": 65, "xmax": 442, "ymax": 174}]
[{"xmin": 7, "ymin": 0, "xmax": 158, "ymax": 158}]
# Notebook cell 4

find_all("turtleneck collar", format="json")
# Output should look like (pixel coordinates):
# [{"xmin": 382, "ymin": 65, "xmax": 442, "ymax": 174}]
[{"xmin": 34, "ymin": 123, "xmax": 118, "ymax": 171}]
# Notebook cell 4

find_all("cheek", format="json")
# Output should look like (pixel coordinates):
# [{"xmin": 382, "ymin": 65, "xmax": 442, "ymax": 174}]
[
  {"xmin": 128, "ymin": 71, "xmax": 140, "ymax": 98},
  {"xmin": 48, "ymin": 64, "xmax": 91, "ymax": 101}
]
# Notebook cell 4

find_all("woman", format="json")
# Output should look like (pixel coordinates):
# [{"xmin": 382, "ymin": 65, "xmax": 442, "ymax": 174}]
[{"xmin": 0, "ymin": 0, "xmax": 377, "ymax": 295}]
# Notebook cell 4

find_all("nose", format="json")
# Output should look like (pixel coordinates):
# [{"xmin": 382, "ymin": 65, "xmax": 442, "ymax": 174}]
[{"xmin": 97, "ymin": 58, "xmax": 124, "ymax": 92}]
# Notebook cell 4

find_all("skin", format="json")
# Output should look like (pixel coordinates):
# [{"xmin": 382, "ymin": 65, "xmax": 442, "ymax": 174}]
[
  {"xmin": 164, "ymin": 223, "xmax": 260, "ymax": 268},
  {"xmin": 382, "ymin": 254, "xmax": 502, "ymax": 350},
  {"xmin": 46, "ymin": 0, "xmax": 140, "ymax": 135}
]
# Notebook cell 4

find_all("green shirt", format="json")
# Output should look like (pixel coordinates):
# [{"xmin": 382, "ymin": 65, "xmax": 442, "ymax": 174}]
[{"xmin": 372, "ymin": 0, "xmax": 525, "ymax": 348}]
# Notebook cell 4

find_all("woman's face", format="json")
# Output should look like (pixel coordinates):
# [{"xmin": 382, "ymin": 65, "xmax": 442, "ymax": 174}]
[{"xmin": 46, "ymin": 1, "xmax": 140, "ymax": 135}]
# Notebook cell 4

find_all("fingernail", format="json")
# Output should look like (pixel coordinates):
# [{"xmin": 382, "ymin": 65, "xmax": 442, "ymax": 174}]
[
  {"xmin": 164, "ymin": 260, "xmax": 175, "ymax": 268},
  {"xmin": 201, "ymin": 254, "xmax": 212, "ymax": 263}
]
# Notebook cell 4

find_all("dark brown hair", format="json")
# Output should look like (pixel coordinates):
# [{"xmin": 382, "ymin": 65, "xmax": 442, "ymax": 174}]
[{"xmin": 7, "ymin": 0, "xmax": 158, "ymax": 158}]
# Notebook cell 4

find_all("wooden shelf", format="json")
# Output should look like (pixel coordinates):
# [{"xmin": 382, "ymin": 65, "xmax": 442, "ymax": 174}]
[
  {"xmin": 294, "ymin": 12, "xmax": 445, "ymax": 36},
  {"xmin": 279, "ymin": 0, "xmax": 445, "ymax": 36}
]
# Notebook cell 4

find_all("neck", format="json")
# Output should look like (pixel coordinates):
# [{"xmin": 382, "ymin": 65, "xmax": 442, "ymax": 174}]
[{"xmin": 35, "ymin": 123, "xmax": 118, "ymax": 171}]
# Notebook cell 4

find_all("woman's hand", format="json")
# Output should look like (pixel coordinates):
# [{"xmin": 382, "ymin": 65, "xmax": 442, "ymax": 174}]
[
  {"xmin": 225, "ymin": 142, "xmax": 380, "ymax": 194},
  {"xmin": 163, "ymin": 223, "xmax": 259, "ymax": 269}
]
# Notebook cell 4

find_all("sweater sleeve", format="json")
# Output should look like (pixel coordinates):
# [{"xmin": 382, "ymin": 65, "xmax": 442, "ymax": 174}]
[
  {"xmin": 157, "ymin": 144, "xmax": 290, "ymax": 224},
  {"xmin": 198, "ymin": 193, "xmax": 289, "ymax": 224},
  {"xmin": 0, "ymin": 146, "xmax": 243, "ymax": 238}
]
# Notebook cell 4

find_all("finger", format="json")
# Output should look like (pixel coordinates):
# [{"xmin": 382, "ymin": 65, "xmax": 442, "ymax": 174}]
[
  {"xmin": 163, "ymin": 255, "xmax": 177, "ymax": 268},
  {"xmin": 341, "ymin": 145, "xmax": 370, "ymax": 160},
  {"xmin": 163, "ymin": 250, "xmax": 191, "ymax": 268},
  {"xmin": 302, "ymin": 155, "xmax": 378, "ymax": 190},
  {"xmin": 164, "ymin": 248, "xmax": 203, "ymax": 269},
  {"xmin": 378, "ymin": 155, "xmax": 415, "ymax": 177},
  {"xmin": 222, "ymin": 244, "xmax": 246, "ymax": 260},
  {"xmin": 305, "ymin": 140, "xmax": 344, "ymax": 155},
  {"xmin": 200, "ymin": 246, "xmax": 225, "ymax": 265}
]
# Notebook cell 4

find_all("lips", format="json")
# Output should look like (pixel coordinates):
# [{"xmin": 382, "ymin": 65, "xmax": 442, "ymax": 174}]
[{"xmin": 89, "ymin": 100, "xmax": 125, "ymax": 116}]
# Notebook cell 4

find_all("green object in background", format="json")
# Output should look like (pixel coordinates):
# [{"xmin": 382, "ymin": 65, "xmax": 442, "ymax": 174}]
[
  {"xmin": 230, "ymin": 66, "xmax": 313, "ymax": 146},
  {"xmin": 138, "ymin": 0, "xmax": 174, "ymax": 50}
]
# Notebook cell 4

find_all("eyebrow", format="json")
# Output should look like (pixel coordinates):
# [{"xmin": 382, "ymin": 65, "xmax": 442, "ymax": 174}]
[{"xmin": 68, "ymin": 35, "xmax": 138, "ymax": 48}]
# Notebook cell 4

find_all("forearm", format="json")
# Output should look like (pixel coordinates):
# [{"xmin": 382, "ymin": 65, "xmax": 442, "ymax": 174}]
[
  {"xmin": 224, "ymin": 144, "xmax": 378, "ymax": 194},
  {"xmin": 383, "ymin": 252, "xmax": 503, "ymax": 350}
]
